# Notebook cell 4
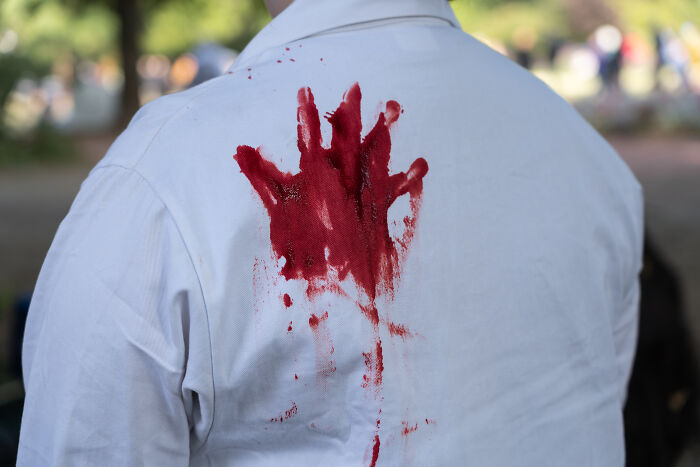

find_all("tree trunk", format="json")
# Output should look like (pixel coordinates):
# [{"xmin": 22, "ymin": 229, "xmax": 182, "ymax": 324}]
[{"xmin": 116, "ymin": 0, "xmax": 141, "ymax": 128}]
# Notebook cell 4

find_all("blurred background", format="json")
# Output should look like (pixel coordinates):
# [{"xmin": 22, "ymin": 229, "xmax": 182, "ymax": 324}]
[{"xmin": 0, "ymin": 0, "xmax": 699, "ymax": 465}]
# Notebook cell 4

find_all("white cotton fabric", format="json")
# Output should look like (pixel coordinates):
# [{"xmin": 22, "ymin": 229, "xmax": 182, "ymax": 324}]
[{"xmin": 18, "ymin": 0, "xmax": 644, "ymax": 465}]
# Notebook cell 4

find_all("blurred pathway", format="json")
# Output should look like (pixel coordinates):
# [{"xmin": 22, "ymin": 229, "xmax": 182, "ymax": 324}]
[{"xmin": 610, "ymin": 135, "xmax": 700, "ymax": 357}]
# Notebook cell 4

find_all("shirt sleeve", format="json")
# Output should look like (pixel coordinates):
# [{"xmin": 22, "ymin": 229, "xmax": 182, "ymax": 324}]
[
  {"xmin": 17, "ymin": 165, "xmax": 213, "ymax": 466},
  {"xmin": 612, "ymin": 186, "xmax": 644, "ymax": 406}
]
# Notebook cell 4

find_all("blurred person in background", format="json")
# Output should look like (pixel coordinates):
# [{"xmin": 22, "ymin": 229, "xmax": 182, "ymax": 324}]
[{"xmin": 16, "ymin": 0, "xmax": 643, "ymax": 466}]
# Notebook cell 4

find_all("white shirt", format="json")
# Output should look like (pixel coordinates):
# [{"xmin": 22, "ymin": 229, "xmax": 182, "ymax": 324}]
[{"xmin": 18, "ymin": 1, "xmax": 644, "ymax": 466}]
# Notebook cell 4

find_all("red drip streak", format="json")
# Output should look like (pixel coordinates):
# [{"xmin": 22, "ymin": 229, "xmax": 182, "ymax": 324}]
[
  {"xmin": 370, "ymin": 434, "xmax": 381, "ymax": 467},
  {"xmin": 362, "ymin": 339, "xmax": 384, "ymax": 390},
  {"xmin": 308, "ymin": 312, "xmax": 336, "ymax": 381}
]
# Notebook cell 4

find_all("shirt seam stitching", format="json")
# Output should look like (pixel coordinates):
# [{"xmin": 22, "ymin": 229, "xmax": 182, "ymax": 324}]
[
  {"xmin": 90, "ymin": 163, "xmax": 216, "ymax": 451},
  {"xmin": 125, "ymin": 78, "xmax": 218, "ymax": 169}
]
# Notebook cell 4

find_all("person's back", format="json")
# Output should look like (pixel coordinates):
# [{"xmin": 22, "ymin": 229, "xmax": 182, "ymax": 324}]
[{"xmin": 18, "ymin": 1, "xmax": 643, "ymax": 466}]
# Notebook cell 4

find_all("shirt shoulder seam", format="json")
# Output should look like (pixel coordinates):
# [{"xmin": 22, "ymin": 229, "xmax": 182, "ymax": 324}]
[{"xmin": 90, "ymin": 163, "xmax": 216, "ymax": 449}]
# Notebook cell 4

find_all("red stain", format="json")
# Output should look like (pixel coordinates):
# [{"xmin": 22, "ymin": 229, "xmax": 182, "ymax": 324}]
[
  {"xmin": 362, "ymin": 339, "xmax": 384, "ymax": 391},
  {"xmin": 290, "ymin": 58, "xmax": 296, "ymax": 62},
  {"xmin": 234, "ymin": 84, "xmax": 428, "ymax": 467},
  {"xmin": 233, "ymin": 83, "xmax": 427, "ymax": 302},
  {"xmin": 270, "ymin": 401, "xmax": 298, "ymax": 423},
  {"xmin": 277, "ymin": 59, "xmax": 282, "ymax": 63},
  {"xmin": 287, "ymin": 321, "xmax": 293, "ymax": 332},
  {"xmin": 425, "ymin": 418, "xmax": 436, "ymax": 425},
  {"xmin": 387, "ymin": 322, "xmax": 413, "ymax": 339},
  {"xmin": 283, "ymin": 293, "xmax": 293, "ymax": 307},
  {"xmin": 370, "ymin": 434, "xmax": 381, "ymax": 467},
  {"xmin": 285, "ymin": 47, "xmax": 290, "ymax": 51},
  {"xmin": 308, "ymin": 311, "xmax": 327, "ymax": 329},
  {"xmin": 401, "ymin": 421, "xmax": 419, "ymax": 436},
  {"xmin": 294, "ymin": 373, "xmax": 299, "ymax": 380},
  {"xmin": 320, "ymin": 57, "xmax": 324, "ymax": 61}
]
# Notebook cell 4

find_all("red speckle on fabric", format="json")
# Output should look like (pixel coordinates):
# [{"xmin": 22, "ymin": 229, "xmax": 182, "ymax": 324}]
[
  {"xmin": 401, "ymin": 421, "xmax": 419, "ymax": 436},
  {"xmin": 270, "ymin": 401, "xmax": 298, "ymax": 423}
]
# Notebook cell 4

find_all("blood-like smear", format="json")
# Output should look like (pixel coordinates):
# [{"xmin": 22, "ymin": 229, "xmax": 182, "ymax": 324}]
[
  {"xmin": 387, "ymin": 322, "xmax": 413, "ymax": 340},
  {"xmin": 234, "ymin": 83, "xmax": 427, "ymax": 302},
  {"xmin": 283, "ymin": 293, "xmax": 293, "ymax": 308},
  {"xmin": 234, "ymin": 83, "xmax": 428, "ymax": 466}
]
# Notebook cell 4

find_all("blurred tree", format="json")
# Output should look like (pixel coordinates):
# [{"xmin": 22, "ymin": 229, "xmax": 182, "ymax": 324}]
[{"xmin": 66, "ymin": 0, "xmax": 269, "ymax": 125}]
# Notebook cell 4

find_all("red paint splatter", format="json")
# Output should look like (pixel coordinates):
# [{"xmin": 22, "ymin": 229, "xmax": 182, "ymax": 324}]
[
  {"xmin": 285, "ymin": 47, "xmax": 290, "ymax": 51},
  {"xmin": 387, "ymin": 322, "xmax": 413, "ymax": 339},
  {"xmin": 287, "ymin": 321, "xmax": 293, "ymax": 332},
  {"xmin": 425, "ymin": 418, "xmax": 436, "ymax": 425},
  {"xmin": 270, "ymin": 401, "xmax": 298, "ymax": 423},
  {"xmin": 283, "ymin": 293, "xmax": 293, "ymax": 307},
  {"xmin": 290, "ymin": 58, "xmax": 296, "ymax": 62},
  {"xmin": 233, "ymin": 83, "xmax": 427, "ymax": 302},
  {"xmin": 401, "ymin": 421, "xmax": 419, "ymax": 436},
  {"xmin": 234, "ymin": 84, "xmax": 428, "ymax": 467},
  {"xmin": 277, "ymin": 59, "xmax": 282, "ymax": 63},
  {"xmin": 294, "ymin": 373, "xmax": 298, "ymax": 380},
  {"xmin": 320, "ymin": 57, "xmax": 324, "ymax": 61}
]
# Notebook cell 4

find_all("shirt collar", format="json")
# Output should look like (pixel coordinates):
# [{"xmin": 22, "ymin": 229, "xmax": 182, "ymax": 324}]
[{"xmin": 232, "ymin": 0, "xmax": 460, "ymax": 69}]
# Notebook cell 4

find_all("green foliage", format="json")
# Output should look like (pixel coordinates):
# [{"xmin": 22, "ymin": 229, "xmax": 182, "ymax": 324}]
[
  {"xmin": 143, "ymin": 0, "xmax": 270, "ymax": 55},
  {"xmin": 0, "ymin": 54, "xmax": 45, "ymax": 111},
  {"xmin": 0, "ymin": 0, "xmax": 118, "ymax": 67},
  {"xmin": 452, "ymin": 0, "xmax": 567, "ymax": 42}
]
